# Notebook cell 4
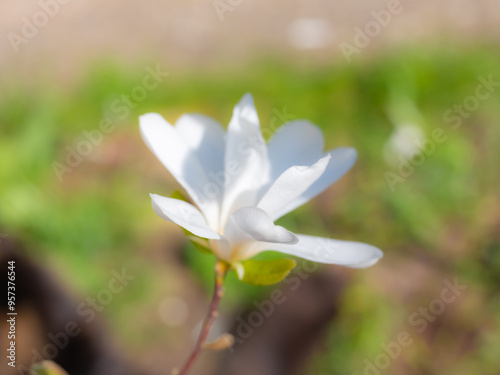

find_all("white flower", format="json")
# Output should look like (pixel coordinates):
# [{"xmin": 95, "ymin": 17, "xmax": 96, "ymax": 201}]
[{"xmin": 140, "ymin": 94, "xmax": 382, "ymax": 267}]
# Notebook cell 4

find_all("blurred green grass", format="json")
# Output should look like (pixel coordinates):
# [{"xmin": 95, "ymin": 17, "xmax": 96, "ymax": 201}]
[{"xmin": 1, "ymin": 45, "xmax": 500, "ymax": 373}]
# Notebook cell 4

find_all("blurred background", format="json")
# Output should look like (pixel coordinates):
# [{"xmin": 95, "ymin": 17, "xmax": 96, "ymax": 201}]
[{"xmin": 1, "ymin": 0, "xmax": 500, "ymax": 374}]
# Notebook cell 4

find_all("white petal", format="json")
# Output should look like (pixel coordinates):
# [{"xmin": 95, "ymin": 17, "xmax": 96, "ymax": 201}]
[
  {"xmin": 257, "ymin": 154, "xmax": 331, "ymax": 220},
  {"xmin": 140, "ymin": 113, "xmax": 219, "ymax": 228},
  {"xmin": 175, "ymin": 114, "xmax": 225, "ymax": 179},
  {"xmin": 150, "ymin": 194, "xmax": 220, "ymax": 239},
  {"xmin": 267, "ymin": 120, "xmax": 324, "ymax": 180},
  {"xmin": 224, "ymin": 207, "xmax": 298, "ymax": 245},
  {"xmin": 247, "ymin": 234, "xmax": 383, "ymax": 267},
  {"xmin": 275, "ymin": 147, "xmax": 358, "ymax": 218},
  {"xmin": 235, "ymin": 93, "xmax": 260, "ymax": 126},
  {"xmin": 220, "ymin": 94, "xmax": 270, "ymax": 226}
]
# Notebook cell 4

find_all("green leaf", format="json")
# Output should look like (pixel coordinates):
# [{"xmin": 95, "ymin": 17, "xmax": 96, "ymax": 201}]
[
  {"xmin": 237, "ymin": 258, "xmax": 297, "ymax": 285},
  {"xmin": 30, "ymin": 361, "xmax": 69, "ymax": 375}
]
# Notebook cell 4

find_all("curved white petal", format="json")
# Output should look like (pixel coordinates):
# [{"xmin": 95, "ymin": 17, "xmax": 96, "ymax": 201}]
[
  {"xmin": 175, "ymin": 114, "xmax": 225, "ymax": 179},
  {"xmin": 257, "ymin": 154, "xmax": 331, "ymax": 220},
  {"xmin": 224, "ymin": 207, "xmax": 298, "ymax": 245},
  {"xmin": 246, "ymin": 234, "xmax": 383, "ymax": 267},
  {"xmin": 140, "ymin": 113, "xmax": 219, "ymax": 228},
  {"xmin": 150, "ymin": 194, "xmax": 220, "ymax": 239},
  {"xmin": 221, "ymin": 94, "xmax": 270, "ymax": 226},
  {"xmin": 267, "ymin": 120, "xmax": 324, "ymax": 179},
  {"xmin": 233, "ymin": 93, "xmax": 260, "ymax": 126},
  {"xmin": 274, "ymin": 147, "xmax": 358, "ymax": 219},
  {"xmin": 209, "ymin": 237, "xmax": 232, "ymax": 261}
]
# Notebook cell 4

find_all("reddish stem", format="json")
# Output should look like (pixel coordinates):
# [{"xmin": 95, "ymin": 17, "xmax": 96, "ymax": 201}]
[{"xmin": 177, "ymin": 261, "xmax": 228, "ymax": 375}]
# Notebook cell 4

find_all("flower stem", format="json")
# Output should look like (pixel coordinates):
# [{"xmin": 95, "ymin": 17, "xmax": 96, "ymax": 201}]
[{"xmin": 177, "ymin": 260, "xmax": 228, "ymax": 375}]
